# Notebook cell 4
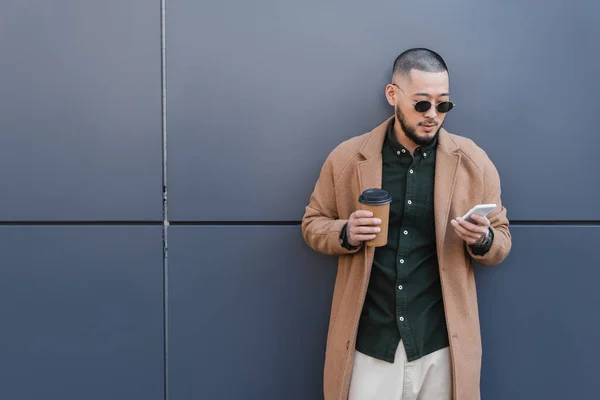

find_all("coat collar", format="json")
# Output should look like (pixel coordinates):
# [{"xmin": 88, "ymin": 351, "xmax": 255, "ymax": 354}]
[
  {"xmin": 357, "ymin": 115, "xmax": 462, "ymax": 261},
  {"xmin": 358, "ymin": 116, "xmax": 460, "ymax": 159}
]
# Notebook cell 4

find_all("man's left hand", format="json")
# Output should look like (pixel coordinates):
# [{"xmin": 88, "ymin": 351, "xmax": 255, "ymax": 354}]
[{"xmin": 450, "ymin": 214, "xmax": 490, "ymax": 245}]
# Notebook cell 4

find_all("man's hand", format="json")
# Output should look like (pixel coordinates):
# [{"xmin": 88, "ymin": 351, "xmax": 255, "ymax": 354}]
[
  {"xmin": 347, "ymin": 210, "xmax": 382, "ymax": 247},
  {"xmin": 450, "ymin": 214, "xmax": 490, "ymax": 245}
]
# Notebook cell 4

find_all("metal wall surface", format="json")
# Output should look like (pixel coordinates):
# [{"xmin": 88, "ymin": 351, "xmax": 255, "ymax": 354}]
[
  {"xmin": 0, "ymin": 226, "xmax": 164, "ymax": 400},
  {"xmin": 165, "ymin": 0, "xmax": 600, "ymax": 399},
  {"xmin": 1, "ymin": 1, "xmax": 599, "ymax": 400},
  {"xmin": 166, "ymin": 0, "xmax": 600, "ymax": 222},
  {"xmin": 167, "ymin": 226, "xmax": 336, "ymax": 400},
  {"xmin": 0, "ymin": 1, "xmax": 162, "ymax": 221},
  {"xmin": 476, "ymin": 226, "xmax": 600, "ymax": 399}
]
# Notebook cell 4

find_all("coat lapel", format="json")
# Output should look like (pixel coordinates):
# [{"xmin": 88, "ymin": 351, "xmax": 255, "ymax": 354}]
[
  {"xmin": 434, "ymin": 129, "xmax": 461, "ymax": 261},
  {"xmin": 357, "ymin": 156, "xmax": 383, "ymax": 195},
  {"xmin": 356, "ymin": 117, "xmax": 389, "ymax": 194},
  {"xmin": 356, "ymin": 117, "xmax": 389, "ymax": 277}
]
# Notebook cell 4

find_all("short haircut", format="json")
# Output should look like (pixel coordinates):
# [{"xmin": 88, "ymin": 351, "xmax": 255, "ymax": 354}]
[{"xmin": 392, "ymin": 48, "xmax": 448, "ymax": 81}]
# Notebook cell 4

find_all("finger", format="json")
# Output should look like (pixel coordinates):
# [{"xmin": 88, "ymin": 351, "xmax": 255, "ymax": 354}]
[
  {"xmin": 353, "ymin": 217, "xmax": 382, "ymax": 227},
  {"xmin": 451, "ymin": 227, "xmax": 472, "ymax": 243},
  {"xmin": 455, "ymin": 217, "xmax": 489, "ymax": 235},
  {"xmin": 455, "ymin": 230, "xmax": 475, "ymax": 244},
  {"xmin": 454, "ymin": 228, "xmax": 482, "ymax": 245},
  {"xmin": 352, "ymin": 210, "xmax": 374, "ymax": 219},
  {"xmin": 353, "ymin": 234, "xmax": 377, "ymax": 242},
  {"xmin": 450, "ymin": 220, "xmax": 481, "ymax": 242},
  {"xmin": 469, "ymin": 214, "xmax": 490, "ymax": 226},
  {"xmin": 454, "ymin": 225, "xmax": 486, "ymax": 245},
  {"xmin": 351, "ymin": 226, "xmax": 381, "ymax": 235}
]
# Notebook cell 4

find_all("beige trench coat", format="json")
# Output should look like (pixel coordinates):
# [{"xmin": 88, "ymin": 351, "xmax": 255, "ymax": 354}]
[{"xmin": 301, "ymin": 116, "xmax": 512, "ymax": 400}]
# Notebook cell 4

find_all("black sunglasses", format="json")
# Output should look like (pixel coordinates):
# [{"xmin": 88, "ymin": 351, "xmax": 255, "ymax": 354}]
[
  {"xmin": 412, "ymin": 100, "xmax": 455, "ymax": 114},
  {"xmin": 393, "ymin": 83, "xmax": 455, "ymax": 113}
]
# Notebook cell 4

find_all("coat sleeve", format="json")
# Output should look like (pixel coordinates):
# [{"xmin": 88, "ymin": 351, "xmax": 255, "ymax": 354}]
[
  {"xmin": 301, "ymin": 154, "xmax": 362, "ymax": 256},
  {"xmin": 466, "ymin": 158, "xmax": 512, "ymax": 266}
]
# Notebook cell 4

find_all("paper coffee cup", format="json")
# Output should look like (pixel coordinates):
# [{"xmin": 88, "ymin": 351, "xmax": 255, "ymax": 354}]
[{"xmin": 358, "ymin": 188, "xmax": 392, "ymax": 247}]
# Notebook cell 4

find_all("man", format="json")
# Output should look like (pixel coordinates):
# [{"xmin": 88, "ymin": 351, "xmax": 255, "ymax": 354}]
[{"xmin": 301, "ymin": 48, "xmax": 511, "ymax": 400}]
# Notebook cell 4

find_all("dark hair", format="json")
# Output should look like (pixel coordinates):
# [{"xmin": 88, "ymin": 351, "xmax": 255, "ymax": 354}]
[{"xmin": 392, "ymin": 48, "xmax": 448, "ymax": 80}]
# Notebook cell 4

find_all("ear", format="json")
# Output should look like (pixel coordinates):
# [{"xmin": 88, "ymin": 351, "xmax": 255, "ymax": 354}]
[{"xmin": 385, "ymin": 84, "xmax": 397, "ymax": 107}]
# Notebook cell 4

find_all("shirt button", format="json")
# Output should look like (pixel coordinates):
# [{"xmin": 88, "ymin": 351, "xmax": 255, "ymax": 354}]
[
  {"xmin": 397, "ymin": 150, "xmax": 401, "ymax": 155},
  {"xmin": 404, "ymin": 230, "xmax": 408, "ymax": 235},
  {"xmin": 424, "ymin": 153, "xmax": 427, "ymax": 157},
  {"xmin": 401, "ymin": 149, "xmax": 406, "ymax": 153},
  {"xmin": 409, "ymin": 169, "xmax": 414, "ymax": 174},
  {"xmin": 399, "ymin": 259, "xmax": 405, "ymax": 264},
  {"xmin": 407, "ymin": 200, "xmax": 412, "ymax": 205},
  {"xmin": 398, "ymin": 285, "xmax": 403, "ymax": 290},
  {"xmin": 399, "ymin": 317, "xmax": 404, "ymax": 322}
]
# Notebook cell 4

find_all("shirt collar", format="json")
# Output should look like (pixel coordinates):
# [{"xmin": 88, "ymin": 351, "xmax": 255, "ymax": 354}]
[{"xmin": 385, "ymin": 118, "xmax": 438, "ymax": 153}]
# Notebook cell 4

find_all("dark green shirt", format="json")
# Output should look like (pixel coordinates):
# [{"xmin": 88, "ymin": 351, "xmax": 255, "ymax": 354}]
[{"xmin": 355, "ymin": 120, "xmax": 449, "ymax": 363}]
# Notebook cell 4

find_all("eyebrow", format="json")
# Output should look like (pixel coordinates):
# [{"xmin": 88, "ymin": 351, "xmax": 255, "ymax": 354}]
[{"xmin": 414, "ymin": 92, "xmax": 450, "ymax": 97}]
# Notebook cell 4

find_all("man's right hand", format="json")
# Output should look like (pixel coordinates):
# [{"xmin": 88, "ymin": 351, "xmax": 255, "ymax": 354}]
[{"xmin": 346, "ymin": 210, "xmax": 382, "ymax": 247}]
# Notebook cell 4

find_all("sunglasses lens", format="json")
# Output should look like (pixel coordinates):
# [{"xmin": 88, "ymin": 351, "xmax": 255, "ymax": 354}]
[
  {"xmin": 437, "ymin": 102, "xmax": 454, "ymax": 113},
  {"xmin": 414, "ymin": 101, "xmax": 431, "ymax": 113}
]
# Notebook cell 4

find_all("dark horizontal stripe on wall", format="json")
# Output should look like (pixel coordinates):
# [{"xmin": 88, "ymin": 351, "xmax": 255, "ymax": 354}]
[
  {"xmin": 171, "ymin": 220, "xmax": 600, "ymax": 227},
  {"xmin": 170, "ymin": 221, "xmax": 302, "ymax": 226},
  {"xmin": 509, "ymin": 220, "xmax": 600, "ymax": 226},
  {"xmin": 0, "ymin": 221, "xmax": 163, "ymax": 226},
  {"xmin": 0, "ymin": 220, "xmax": 597, "ymax": 227},
  {"xmin": 169, "ymin": 220, "xmax": 600, "ymax": 226}
]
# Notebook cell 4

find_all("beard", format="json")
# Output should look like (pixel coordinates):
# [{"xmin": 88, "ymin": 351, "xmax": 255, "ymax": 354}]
[{"xmin": 395, "ymin": 104, "xmax": 441, "ymax": 147}]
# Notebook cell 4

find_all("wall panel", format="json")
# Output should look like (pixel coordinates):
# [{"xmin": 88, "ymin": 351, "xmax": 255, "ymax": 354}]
[
  {"xmin": 0, "ymin": 226, "xmax": 164, "ymax": 400},
  {"xmin": 476, "ymin": 226, "xmax": 600, "ymax": 400},
  {"xmin": 0, "ymin": 1, "xmax": 162, "ymax": 221},
  {"xmin": 168, "ymin": 225, "xmax": 336, "ymax": 400}
]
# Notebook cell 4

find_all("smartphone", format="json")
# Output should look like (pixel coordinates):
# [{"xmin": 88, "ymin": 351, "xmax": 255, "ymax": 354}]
[{"xmin": 461, "ymin": 203, "xmax": 496, "ymax": 223}]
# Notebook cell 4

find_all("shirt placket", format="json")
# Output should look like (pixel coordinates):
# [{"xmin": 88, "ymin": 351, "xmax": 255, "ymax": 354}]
[{"xmin": 395, "ymin": 147, "xmax": 423, "ymax": 360}]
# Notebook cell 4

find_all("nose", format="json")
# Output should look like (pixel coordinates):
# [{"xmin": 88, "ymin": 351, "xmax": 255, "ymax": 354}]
[{"xmin": 423, "ymin": 104, "xmax": 437, "ymax": 119}]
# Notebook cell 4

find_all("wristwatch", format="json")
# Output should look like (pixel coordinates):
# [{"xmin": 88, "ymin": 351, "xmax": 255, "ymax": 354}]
[
  {"xmin": 472, "ymin": 228, "xmax": 493, "ymax": 247},
  {"xmin": 339, "ymin": 223, "xmax": 360, "ymax": 251}
]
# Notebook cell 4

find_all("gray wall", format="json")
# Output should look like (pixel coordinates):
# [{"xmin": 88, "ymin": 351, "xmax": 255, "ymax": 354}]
[{"xmin": 1, "ymin": 1, "xmax": 598, "ymax": 399}]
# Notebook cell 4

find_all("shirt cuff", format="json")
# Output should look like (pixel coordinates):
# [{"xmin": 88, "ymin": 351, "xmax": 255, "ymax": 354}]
[
  {"xmin": 469, "ymin": 228, "xmax": 494, "ymax": 256},
  {"xmin": 339, "ymin": 222, "xmax": 361, "ymax": 251}
]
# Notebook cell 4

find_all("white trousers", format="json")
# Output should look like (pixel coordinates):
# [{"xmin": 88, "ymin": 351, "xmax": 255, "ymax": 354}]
[{"xmin": 348, "ymin": 341, "xmax": 452, "ymax": 400}]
